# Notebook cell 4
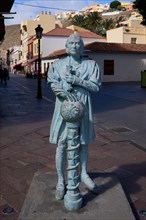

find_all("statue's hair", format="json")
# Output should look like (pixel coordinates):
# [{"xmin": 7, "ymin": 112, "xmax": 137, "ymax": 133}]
[{"xmin": 65, "ymin": 33, "xmax": 84, "ymax": 56}]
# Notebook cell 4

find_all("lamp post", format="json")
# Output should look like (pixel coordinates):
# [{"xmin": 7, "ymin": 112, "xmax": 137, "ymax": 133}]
[{"xmin": 35, "ymin": 24, "xmax": 43, "ymax": 98}]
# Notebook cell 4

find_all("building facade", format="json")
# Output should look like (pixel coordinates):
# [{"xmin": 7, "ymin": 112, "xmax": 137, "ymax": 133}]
[
  {"xmin": 20, "ymin": 12, "xmax": 62, "ymax": 65},
  {"xmin": 46, "ymin": 42, "xmax": 146, "ymax": 82},
  {"xmin": 107, "ymin": 15, "xmax": 146, "ymax": 44}
]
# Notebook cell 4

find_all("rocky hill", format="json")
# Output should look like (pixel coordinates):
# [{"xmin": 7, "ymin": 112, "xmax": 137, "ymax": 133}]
[{"xmin": 0, "ymin": 24, "xmax": 20, "ymax": 50}]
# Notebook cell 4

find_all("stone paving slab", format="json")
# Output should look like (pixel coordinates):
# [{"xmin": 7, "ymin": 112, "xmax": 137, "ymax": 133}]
[{"xmin": 18, "ymin": 172, "xmax": 135, "ymax": 220}]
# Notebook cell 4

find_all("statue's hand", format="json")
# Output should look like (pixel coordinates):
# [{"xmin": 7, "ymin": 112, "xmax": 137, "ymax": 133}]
[
  {"xmin": 66, "ymin": 72, "xmax": 75, "ymax": 84},
  {"xmin": 66, "ymin": 93, "xmax": 78, "ymax": 102},
  {"xmin": 57, "ymin": 91, "xmax": 69, "ymax": 100}
]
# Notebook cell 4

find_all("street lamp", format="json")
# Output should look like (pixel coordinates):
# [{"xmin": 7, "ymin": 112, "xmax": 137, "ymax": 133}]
[{"xmin": 35, "ymin": 24, "xmax": 43, "ymax": 98}]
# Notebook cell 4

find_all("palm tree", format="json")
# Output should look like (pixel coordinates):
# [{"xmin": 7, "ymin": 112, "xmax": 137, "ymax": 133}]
[
  {"xmin": 64, "ymin": 11, "xmax": 116, "ymax": 37},
  {"xmin": 95, "ymin": 18, "xmax": 116, "ymax": 36},
  {"xmin": 64, "ymin": 14, "xmax": 87, "ymax": 29},
  {"xmin": 85, "ymin": 12, "xmax": 102, "ymax": 32},
  {"xmin": 114, "ymin": 16, "xmax": 126, "ymax": 27}
]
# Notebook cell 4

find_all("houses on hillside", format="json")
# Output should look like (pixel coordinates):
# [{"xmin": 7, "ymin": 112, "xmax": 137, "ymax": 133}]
[
  {"xmin": 0, "ymin": 10, "xmax": 146, "ymax": 83},
  {"xmin": 107, "ymin": 12, "xmax": 146, "ymax": 44}
]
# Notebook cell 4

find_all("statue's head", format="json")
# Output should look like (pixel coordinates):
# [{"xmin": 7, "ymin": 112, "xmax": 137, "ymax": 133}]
[{"xmin": 65, "ymin": 33, "xmax": 84, "ymax": 57}]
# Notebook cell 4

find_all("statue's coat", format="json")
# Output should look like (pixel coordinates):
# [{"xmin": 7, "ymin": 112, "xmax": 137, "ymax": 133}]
[{"xmin": 47, "ymin": 56, "xmax": 101, "ymax": 145}]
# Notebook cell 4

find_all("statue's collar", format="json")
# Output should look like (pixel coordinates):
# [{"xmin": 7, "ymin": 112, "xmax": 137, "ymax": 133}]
[{"xmin": 65, "ymin": 56, "xmax": 82, "ymax": 69}]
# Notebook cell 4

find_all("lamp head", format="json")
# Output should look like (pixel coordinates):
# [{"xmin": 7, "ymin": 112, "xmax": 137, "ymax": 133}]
[{"xmin": 35, "ymin": 25, "xmax": 43, "ymax": 39}]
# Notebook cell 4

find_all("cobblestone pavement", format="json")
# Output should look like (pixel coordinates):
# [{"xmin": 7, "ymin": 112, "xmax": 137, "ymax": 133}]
[{"xmin": 0, "ymin": 74, "xmax": 146, "ymax": 220}]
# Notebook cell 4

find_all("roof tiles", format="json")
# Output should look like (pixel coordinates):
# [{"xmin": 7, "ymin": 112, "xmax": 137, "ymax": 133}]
[
  {"xmin": 85, "ymin": 42, "xmax": 146, "ymax": 53},
  {"xmin": 44, "ymin": 27, "xmax": 104, "ymax": 39},
  {"xmin": 46, "ymin": 42, "xmax": 146, "ymax": 59}
]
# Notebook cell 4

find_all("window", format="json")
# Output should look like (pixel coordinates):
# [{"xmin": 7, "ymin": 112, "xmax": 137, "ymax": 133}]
[
  {"xmin": 104, "ymin": 60, "xmax": 114, "ymax": 75},
  {"xmin": 131, "ymin": 38, "xmax": 137, "ymax": 44},
  {"xmin": 22, "ymin": 25, "xmax": 27, "ymax": 32},
  {"xmin": 34, "ymin": 43, "xmax": 38, "ymax": 54}
]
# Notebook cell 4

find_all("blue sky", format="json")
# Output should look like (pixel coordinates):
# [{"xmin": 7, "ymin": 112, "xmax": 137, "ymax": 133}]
[{"xmin": 5, "ymin": 0, "xmax": 133, "ymax": 25}]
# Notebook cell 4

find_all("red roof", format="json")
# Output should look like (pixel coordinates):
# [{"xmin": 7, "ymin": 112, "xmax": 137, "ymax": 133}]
[
  {"xmin": 44, "ymin": 28, "xmax": 104, "ymax": 39},
  {"xmin": 46, "ymin": 42, "xmax": 146, "ymax": 59},
  {"xmin": 85, "ymin": 42, "xmax": 146, "ymax": 53}
]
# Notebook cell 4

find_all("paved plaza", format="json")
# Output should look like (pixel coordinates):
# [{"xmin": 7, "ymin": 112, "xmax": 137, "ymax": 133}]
[{"xmin": 0, "ymin": 74, "xmax": 146, "ymax": 220}]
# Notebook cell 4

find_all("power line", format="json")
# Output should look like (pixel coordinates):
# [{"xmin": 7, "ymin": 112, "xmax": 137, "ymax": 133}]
[
  {"xmin": 15, "ymin": 2, "xmax": 77, "ymax": 11},
  {"xmin": 14, "ymin": 1, "xmax": 116, "ymax": 12},
  {"xmin": 15, "ymin": 0, "xmax": 112, "ymax": 1}
]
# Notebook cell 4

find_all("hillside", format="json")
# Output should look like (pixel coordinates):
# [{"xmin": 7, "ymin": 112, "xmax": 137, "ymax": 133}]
[
  {"xmin": 0, "ymin": 24, "xmax": 20, "ymax": 50},
  {"xmin": 102, "ymin": 10, "xmax": 132, "ymax": 20}
]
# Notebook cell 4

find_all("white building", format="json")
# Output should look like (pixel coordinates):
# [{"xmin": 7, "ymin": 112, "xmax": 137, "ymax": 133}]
[{"xmin": 46, "ymin": 41, "xmax": 146, "ymax": 82}]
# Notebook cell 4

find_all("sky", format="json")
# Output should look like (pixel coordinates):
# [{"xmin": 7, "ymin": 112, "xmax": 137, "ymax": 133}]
[{"xmin": 5, "ymin": 0, "xmax": 133, "ymax": 25}]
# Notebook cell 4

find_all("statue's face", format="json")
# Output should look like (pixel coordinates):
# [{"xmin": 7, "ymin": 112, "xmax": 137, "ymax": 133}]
[
  {"xmin": 66, "ymin": 34, "xmax": 84, "ymax": 56},
  {"xmin": 67, "ymin": 39, "xmax": 81, "ymax": 55}
]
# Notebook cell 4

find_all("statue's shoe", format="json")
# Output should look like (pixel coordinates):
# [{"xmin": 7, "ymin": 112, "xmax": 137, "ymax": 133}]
[
  {"xmin": 55, "ymin": 183, "xmax": 65, "ymax": 200},
  {"xmin": 81, "ymin": 175, "xmax": 101, "ymax": 194}
]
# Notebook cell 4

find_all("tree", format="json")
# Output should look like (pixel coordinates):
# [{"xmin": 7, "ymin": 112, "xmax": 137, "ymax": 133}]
[
  {"xmin": 85, "ymin": 12, "xmax": 102, "ymax": 32},
  {"xmin": 95, "ymin": 18, "xmax": 116, "ymax": 36},
  {"xmin": 110, "ymin": 1, "xmax": 121, "ymax": 10},
  {"xmin": 65, "ymin": 12, "xmax": 102, "ymax": 34},
  {"xmin": 114, "ymin": 16, "xmax": 126, "ymax": 27},
  {"xmin": 70, "ymin": 14, "xmax": 87, "ymax": 29},
  {"xmin": 65, "ymin": 11, "xmax": 120, "ymax": 37},
  {"xmin": 133, "ymin": 0, "xmax": 146, "ymax": 26}
]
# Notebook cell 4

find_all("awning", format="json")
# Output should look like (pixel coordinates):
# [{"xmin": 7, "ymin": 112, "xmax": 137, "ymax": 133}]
[
  {"xmin": 13, "ymin": 62, "xmax": 22, "ymax": 70},
  {"xmin": 21, "ymin": 56, "xmax": 40, "ymax": 66},
  {"xmin": 28, "ymin": 55, "xmax": 38, "ymax": 63},
  {"xmin": 21, "ymin": 62, "xmax": 28, "ymax": 67}
]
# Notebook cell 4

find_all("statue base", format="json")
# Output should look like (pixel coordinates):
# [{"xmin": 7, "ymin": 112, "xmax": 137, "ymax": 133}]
[
  {"xmin": 18, "ymin": 172, "xmax": 135, "ymax": 220},
  {"xmin": 64, "ymin": 190, "xmax": 82, "ymax": 211}
]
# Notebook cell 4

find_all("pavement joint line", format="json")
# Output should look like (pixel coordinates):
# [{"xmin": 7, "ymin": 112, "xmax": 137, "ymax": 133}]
[
  {"xmin": 42, "ymin": 95, "xmax": 55, "ymax": 104},
  {"xmin": 130, "ymin": 141, "xmax": 146, "ymax": 152},
  {"xmin": 12, "ymin": 79, "xmax": 31, "ymax": 91},
  {"xmin": 110, "ymin": 126, "xmax": 135, "ymax": 133},
  {"xmin": 11, "ymin": 78, "xmax": 55, "ymax": 104}
]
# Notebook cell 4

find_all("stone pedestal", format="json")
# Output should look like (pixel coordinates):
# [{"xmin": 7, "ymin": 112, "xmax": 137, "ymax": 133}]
[{"xmin": 18, "ymin": 172, "xmax": 136, "ymax": 220}]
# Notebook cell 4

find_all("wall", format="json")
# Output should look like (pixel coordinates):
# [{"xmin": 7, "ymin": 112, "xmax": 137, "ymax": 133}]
[
  {"xmin": 107, "ymin": 27, "xmax": 124, "ymax": 43},
  {"xmin": 123, "ymin": 27, "xmax": 146, "ymax": 44},
  {"xmin": 88, "ymin": 52, "xmax": 146, "ymax": 82},
  {"xmin": 20, "ymin": 12, "xmax": 60, "ymax": 63},
  {"xmin": 21, "ymin": 13, "xmax": 57, "ymax": 37}
]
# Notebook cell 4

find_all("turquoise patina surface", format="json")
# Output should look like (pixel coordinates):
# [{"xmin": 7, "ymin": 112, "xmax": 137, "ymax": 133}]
[
  {"xmin": 48, "ymin": 56, "xmax": 101, "ymax": 145},
  {"xmin": 47, "ymin": 34, "xmax": 101, "ymax": 210}
]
